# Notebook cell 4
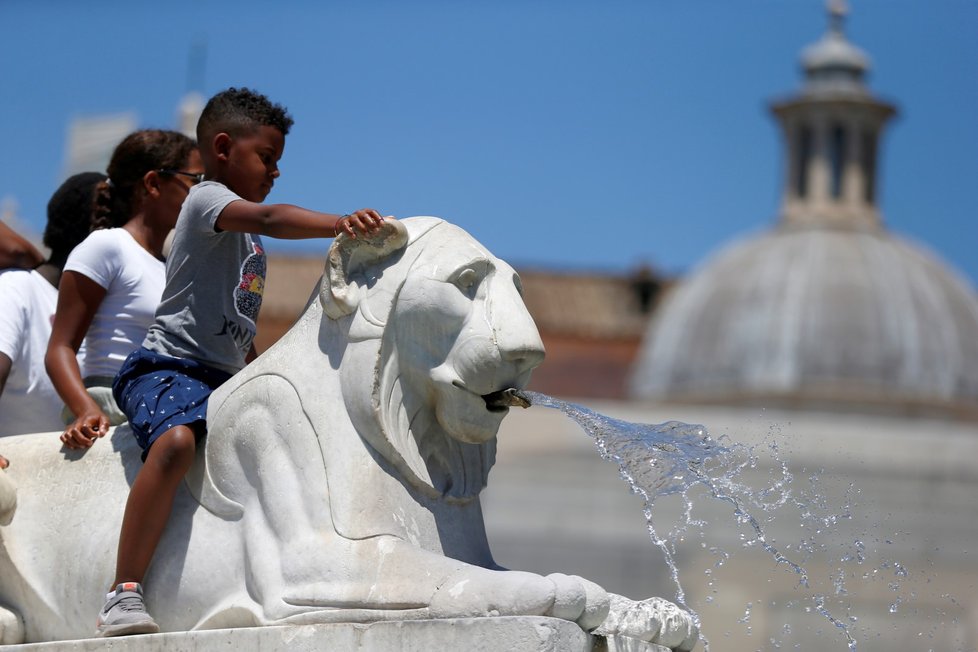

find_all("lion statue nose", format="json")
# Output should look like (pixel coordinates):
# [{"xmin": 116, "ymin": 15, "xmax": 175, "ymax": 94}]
[
  {"xmin": 492, "ymin": 278, "xmax": 546, "ymax": 374},
  {"xmin": 501, "ymin": 344, "xmax": 545, "ymax": 371}
]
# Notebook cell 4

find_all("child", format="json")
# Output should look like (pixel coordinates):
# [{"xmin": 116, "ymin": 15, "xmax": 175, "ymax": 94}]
[
  {"xmin": 49, "ymin": 130, "xmax": 200, "ymax": 446},
  {"xmin": 96, "ymin": 87, "xmax": 389, "ymax": 637}
]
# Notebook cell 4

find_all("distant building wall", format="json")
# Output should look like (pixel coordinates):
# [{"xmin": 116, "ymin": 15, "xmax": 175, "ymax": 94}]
[{"xmin": 257, "ymin": 255, "xmax": 668, "ymax": 400}]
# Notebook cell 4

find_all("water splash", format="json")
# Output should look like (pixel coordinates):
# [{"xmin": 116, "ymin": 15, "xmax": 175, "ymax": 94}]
[{"xmin": 522, "ymin": 391, "xmax": 859, "ymax": 650}]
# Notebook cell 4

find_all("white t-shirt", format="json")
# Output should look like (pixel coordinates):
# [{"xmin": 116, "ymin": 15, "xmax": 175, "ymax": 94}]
[
  {"xmin": 0, "ymin": 270, "xmax": 67, "ymax": 435},
  {"xmin": 64, "ymin": 228, "xmax": 165, "ymax": 378}
]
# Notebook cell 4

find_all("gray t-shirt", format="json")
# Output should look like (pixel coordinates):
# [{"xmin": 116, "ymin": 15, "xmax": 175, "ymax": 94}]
[{"xmin": 143, "ymin": 181, "xmax": 266, "ymax": 375}]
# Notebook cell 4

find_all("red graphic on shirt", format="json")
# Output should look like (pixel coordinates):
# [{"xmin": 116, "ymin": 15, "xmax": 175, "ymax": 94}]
[
  {"xmin": 238, "ymin": 273, "xmax": 264, "ymax": 294},
  {"xmin": 233, "ymin": 239, "xmax": 266, "ymax": 325}
]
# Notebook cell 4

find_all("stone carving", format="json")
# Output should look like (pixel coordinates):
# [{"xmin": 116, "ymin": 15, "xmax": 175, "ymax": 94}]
[{"xmin": 0, "ymin": 217, "xmax": 696, "ymax": 650}]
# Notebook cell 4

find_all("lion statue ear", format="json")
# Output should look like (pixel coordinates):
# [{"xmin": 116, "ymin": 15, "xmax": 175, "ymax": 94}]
[{"xmin": 320, "ymin": 219, "xmax": 410, "ymax": 319}]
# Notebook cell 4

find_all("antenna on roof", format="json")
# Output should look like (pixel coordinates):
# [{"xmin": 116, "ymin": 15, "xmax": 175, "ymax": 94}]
[
  {"xmin": 186, "ymin": 36, "xmax": 208, "ymax": 94},
  {"xmin": 177, "ymin": 37, "xmax": 208, "ymax": 137}
]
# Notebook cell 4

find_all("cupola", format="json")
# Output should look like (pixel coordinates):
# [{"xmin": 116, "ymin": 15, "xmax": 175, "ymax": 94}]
[{"xmin": 771, "ymin": 0, "xmax": 896, "ymax": 231}]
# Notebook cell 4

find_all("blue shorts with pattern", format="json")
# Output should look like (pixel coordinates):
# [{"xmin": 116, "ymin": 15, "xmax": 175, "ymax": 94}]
[{"xmin": 112, "ymin": 347, "xmax": 233, "ymax": 456}]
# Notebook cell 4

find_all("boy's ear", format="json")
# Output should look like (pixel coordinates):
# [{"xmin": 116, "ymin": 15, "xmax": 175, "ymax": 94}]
[
  {"xmin": 213, "ymin": 132, "xmax": 233, "ymax": 162},
  {"xmin": 142, "ymin": 170, "xmax": 163, "ymax": 199}
]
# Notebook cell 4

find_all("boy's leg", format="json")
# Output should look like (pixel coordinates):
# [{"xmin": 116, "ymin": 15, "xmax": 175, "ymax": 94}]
[
  {"xmin": 97, "ymin": 424, "xmax": 197, "ymax": 637},
  {"xmin": 114, "ymin": 424, "xmax": 198, "ymax": 585}
]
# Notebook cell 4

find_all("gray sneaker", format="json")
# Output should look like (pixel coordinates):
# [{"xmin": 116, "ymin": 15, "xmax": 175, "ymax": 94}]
[{"xmin": 95, "ymin": 582, "xmax": 160, "ymax": 637}]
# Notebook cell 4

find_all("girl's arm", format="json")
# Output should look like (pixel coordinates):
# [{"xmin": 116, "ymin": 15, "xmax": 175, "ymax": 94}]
[
  {"xmin": 45, "ymin": 271, "xmax": 110, "ymax": 449},
  {"xmin": 215, "ymin": 203, "xmax": 386, "ymax": 240}
]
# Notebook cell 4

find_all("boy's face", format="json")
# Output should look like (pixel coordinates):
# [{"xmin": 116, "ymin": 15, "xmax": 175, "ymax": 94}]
[{"xmin": 221, "ymin": 125, "xmax": 285, "ymax": 202}]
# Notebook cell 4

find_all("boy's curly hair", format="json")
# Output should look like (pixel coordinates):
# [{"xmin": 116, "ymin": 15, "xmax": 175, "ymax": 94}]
[
  {"xmin": 91, "ymin": 129, "xmax": 197, "ymax": 231},
  {"xmin": 43, "ymin": 171, "xmax": 107, "ymax": 264},
  {"xmin": 197, "ymin": 87, "xmax": 294, "ymax": 143}
]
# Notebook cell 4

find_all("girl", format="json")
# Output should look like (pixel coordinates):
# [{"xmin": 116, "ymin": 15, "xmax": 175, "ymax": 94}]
[{"xmin": 47, "ymin": 130, "xmax": 202, "ymax": 449}]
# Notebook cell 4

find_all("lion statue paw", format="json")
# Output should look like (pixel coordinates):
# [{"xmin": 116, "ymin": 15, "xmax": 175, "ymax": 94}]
[
  {"xmin": 0, "ymin": 605, "xmax": 24, "ymax": 646},
  {"xmin": 593, "ymin": 594, "xmax": 699, "ymax": 652},
  {"xmin": 428, "ymin": 567, "xmax": 609, "ymax": 631}
]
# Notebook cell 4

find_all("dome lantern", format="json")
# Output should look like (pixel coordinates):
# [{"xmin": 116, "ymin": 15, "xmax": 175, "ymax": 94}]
[{"xmin": 771, "ymin": 0, "xmax": 896, "ymax": 232}]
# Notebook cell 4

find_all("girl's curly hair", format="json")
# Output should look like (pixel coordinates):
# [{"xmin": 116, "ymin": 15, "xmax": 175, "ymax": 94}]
[{"xmin": 42, "ymin": 171, "xmax": 107, "ymax": 264}]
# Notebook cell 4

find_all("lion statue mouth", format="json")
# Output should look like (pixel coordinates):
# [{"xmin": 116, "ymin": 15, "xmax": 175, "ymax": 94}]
[{"xmin": 482, "ymin": 388, "xmax": 532, "ymax": 411}]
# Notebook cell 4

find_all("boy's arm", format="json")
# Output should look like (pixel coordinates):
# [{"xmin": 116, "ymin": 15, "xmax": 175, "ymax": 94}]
[{"xmin": 215, "ymin": 202, "xmax": 387, "ymax": 239}]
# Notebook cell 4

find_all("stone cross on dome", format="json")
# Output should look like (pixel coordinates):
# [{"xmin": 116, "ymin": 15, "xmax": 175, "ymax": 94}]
[{"xmin": 828, "ymin": 0, "xmax": 848, "ymax": 35}]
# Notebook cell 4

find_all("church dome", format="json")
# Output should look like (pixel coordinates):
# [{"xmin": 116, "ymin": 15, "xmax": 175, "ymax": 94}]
[
  {"xmin": 630, "ymin": 3, "xmax": 978, "ymax": 418},
  {"xmin": 629, "ymin": 225, "xmax": 978, "ymax": 416}
]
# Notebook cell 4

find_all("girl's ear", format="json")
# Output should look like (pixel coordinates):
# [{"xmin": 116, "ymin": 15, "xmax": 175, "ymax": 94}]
[
  {"xmin": 214, "ymin": 133, "xmax": 233, "ymax": 162},
  {"xmin": 142, "ymin": 169, "xmax": 163, "ymax": 199}
]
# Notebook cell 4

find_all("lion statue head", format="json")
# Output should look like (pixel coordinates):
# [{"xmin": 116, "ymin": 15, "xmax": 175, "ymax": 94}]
[{"xmin": 320, "ymin": 217, "xmax": 546, "ymax": 501}]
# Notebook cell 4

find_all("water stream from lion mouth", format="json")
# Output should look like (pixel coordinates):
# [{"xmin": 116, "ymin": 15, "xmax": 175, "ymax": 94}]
[{"xmin": 519, "ymin": 391, "xmax": 864, "ymax": 651}]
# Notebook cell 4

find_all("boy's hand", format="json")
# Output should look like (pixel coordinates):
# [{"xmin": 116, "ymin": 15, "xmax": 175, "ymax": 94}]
[
  {"xmin": 337, "ymin": 209, "xmax": 388, "ymax": 239},
  {"xmin": 60, "ymin": 410, "xmax": 110, "ymax": 450},
  {"xmin": 0, "ymin": 454, "xmax": 8, "ymax": 469}
]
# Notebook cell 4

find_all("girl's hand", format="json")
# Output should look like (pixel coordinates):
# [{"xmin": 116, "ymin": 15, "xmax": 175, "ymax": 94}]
[
  {"xmin": 60, "ymin": 410, "xmax": 110, "ymax": 449},
  {"xmin": 0, "ymin": 454, "xmax": 8, "ymax": 469},
  {"xmin": 337, "ymin": 209, "xmax": 388, "ymax": 238}
]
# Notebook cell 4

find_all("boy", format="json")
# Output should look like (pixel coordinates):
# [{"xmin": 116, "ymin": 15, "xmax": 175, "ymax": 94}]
[{"xmin": 96, "ymin": 87, "xmax": 389, "ymax": 637}]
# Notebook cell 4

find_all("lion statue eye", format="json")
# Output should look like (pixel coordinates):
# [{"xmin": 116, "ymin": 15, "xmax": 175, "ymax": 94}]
[{"xmin": 454, "ymin": 268, "xmax": 479, "ymax": 293}]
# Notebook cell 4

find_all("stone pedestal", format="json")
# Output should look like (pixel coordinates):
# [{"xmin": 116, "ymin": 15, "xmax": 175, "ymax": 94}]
[{"xmin": 3, "ymin": 618, "xmax": 666, "ymax": 652}]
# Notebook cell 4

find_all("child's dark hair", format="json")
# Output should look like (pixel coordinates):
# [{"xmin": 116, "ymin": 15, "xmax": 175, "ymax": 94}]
[
  {"xmin": 197, "ymin": 87, "xmax": 293, "ymax": 143},
  {"xmin": 91, "ymin": 129, "xmax": 197, "ymax": 231},
  {"xmin": 43, "ymin": 172, "xmax": 107, "ymax": 264}
]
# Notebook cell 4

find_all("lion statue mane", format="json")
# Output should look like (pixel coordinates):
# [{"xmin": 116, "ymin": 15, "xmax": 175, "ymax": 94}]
[{"xmin": 0, "ymin": 217, "xmax": 696, "ymax": 650}]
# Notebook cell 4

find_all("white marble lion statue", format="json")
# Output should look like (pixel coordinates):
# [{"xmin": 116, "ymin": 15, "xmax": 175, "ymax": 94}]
[{"xmin": 0, "ymin": 217, "xmax": 696, "ymax": 650}]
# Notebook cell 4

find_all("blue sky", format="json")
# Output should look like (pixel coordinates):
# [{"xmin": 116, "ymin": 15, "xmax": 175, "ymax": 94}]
[{"xmin": 1, "ymin": 0, "xmax": 976, "ymax": 286}]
